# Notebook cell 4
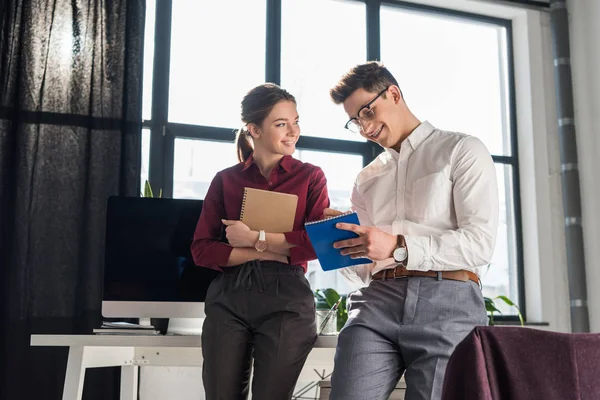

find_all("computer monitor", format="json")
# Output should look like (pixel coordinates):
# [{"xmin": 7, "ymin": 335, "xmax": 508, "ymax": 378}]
[{"xmin": 102, "ymin": 196, "xmax": 220, "ymax": 321}]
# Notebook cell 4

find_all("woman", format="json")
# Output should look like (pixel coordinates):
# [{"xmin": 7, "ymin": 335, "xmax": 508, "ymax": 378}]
[{"xmin": 191, "ymin": 83, "xmax": 329, "ymax": 400}]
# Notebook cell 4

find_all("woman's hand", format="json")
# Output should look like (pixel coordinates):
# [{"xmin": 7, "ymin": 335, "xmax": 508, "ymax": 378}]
[
  {"xmin": 323, "ymin": 208, "xmax": 346, "ymax": 218},
  {"xmin": 221, "ymin": 220, "xmax": 257, "ymax": 248}
]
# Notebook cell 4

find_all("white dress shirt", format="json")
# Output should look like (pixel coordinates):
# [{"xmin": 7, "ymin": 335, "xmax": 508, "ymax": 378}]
[{"xmin": 340, "ymin": 121, "xmax": 499, "ymax": 287}]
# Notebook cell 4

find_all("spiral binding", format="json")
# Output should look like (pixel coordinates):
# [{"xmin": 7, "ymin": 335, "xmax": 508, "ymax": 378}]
[
  {"xmin": 305, "ymin": 211, "xmax": 355, "ymax": 226},
  {"xmin": 240, "ymin": 187, "xmax": 249, "ymax": 220}
]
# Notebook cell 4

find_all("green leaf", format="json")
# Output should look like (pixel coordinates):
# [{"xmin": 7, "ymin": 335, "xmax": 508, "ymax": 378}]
[
  {"xmin": 320, "ymin": 288, "xmax": 341, "ymax": 308},
  {"xmin": 494, "ymin": 295, "xmax": 524, "ymax": 326},
  {"xmin": 495, "ymin": 295, "xmax": 515, "ymax": 307},
  {"xmin": 336, "ymin": 294, "xmax": 348, "ymax": 331},
  {"xmin": 144, "ymin": 180, "xmax": 153, "ymax": 198},
  {"xmin": 485, "ymin": 295, "xmax": 525, "ymax": 327},
  {"xmin": 314, "ymin": 290, "xmax": 329, "ymax": 310},
  {"xmin": 484, "ymin": 297, "xmax": 502, "ymax": 314}
]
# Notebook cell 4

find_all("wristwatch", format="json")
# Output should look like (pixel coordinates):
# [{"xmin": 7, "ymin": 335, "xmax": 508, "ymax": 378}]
[
  {"xmin": 392, "ymin": 235, "xmax": 408, "ymax": 264},
  {"xmin": 254, "ymin": 230, "xmax": 268, "ymax": 252}
]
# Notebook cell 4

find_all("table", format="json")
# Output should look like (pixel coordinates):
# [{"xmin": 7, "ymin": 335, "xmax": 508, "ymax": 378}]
[{"xmin": 30, "ymin": 334, "xmax": 338, "ymax": 400}]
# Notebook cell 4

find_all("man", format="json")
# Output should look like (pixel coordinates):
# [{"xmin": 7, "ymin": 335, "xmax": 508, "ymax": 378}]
[{"xmin": 326, "ymin": 61, "xmax": 498, "ymax": 400}]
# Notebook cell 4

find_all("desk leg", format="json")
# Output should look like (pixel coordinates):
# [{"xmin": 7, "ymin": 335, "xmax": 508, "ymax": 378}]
[
  {"xmin": 63, "ymin": 346, "xmax": 85, "ymax": 400},
  {"xmin": 120, "ymin": 365, "xmax": 139, "ymax": 400}
]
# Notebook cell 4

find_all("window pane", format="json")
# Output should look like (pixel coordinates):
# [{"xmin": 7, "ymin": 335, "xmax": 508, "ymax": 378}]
[
  {"xmin": 141, "ymin": 0, "xmax": 156, "ymax": 121},
  {"xmin": 294, "ymin": 149, "xmax": 363, "ymax": 211},
  {"xmin": 294, "ymin": 150, "xmax": 364, "ymax": 294},
  {"xmin": 141, "ymin": 129, "xmax": 151, "ymax": 195},
  {"xmin": 380, "ymin": 6, "xmax": 511, "ymax": 156},
  {"xmin": 169, "ymin": 1, "xmax": 266, "ymax": 128},
  {"xmin": 481, "ymin": 164, "xmax": 519, "ymax": 314},
  {"xmin": 281, "ymin": 0, "xmax": 366, "ymax": 142},
  {"xmin": 172, "ymin": 139, "xmax": 238, "ymax": 199}
]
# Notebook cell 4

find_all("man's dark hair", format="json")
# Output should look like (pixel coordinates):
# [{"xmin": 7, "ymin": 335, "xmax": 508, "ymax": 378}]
[{"xmin": 330, "ymin": 61, "xmax": 400, "ymax": 104}]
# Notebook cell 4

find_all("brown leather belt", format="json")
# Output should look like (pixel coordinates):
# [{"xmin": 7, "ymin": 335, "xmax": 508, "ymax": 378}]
[{"xmin": 371, "ymin": 265, "xmax": 479, "ymax": 286}]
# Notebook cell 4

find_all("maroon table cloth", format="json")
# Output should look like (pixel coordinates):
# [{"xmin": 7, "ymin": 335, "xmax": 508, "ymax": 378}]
[{"xmin": 442, "ymin": 326, "xmax": 600, "ymax": 400}]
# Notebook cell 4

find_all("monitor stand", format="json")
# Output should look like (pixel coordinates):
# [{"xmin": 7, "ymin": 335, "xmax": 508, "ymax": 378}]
[{"xmin": 167, "ymin": 318, "xmax": 204, "ymax": 335}]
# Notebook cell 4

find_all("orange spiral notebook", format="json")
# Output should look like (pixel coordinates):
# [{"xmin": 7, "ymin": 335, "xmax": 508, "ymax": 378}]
[{"xmin": 240, "ymin": 187, "xmax": 298, "ymax": 233}]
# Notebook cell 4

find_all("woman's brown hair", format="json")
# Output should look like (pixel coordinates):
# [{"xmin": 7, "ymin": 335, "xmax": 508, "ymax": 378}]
[{"xmin": 235, "ymin": 83, "xmax": 296, "ymax": 162}]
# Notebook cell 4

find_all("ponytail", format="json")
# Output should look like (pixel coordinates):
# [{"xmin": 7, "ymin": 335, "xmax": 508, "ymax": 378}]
[{"xmin": 235, "ymin": 127, "xmax": 253, "ymax": 163}]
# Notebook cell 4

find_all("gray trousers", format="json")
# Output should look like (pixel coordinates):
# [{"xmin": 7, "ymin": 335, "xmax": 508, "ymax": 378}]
[
  {"xmin": 330, "ymin": 276, "xmax": 488, "ymax": 400},
  {"xmin": 202, "ymin": 261, "xmax": 317, "ymax": 400}
]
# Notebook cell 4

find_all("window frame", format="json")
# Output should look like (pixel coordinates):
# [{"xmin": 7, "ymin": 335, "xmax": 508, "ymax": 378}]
[{"xmin": 143, "ymin": 0, "xmax": 525, "ymax": 321}]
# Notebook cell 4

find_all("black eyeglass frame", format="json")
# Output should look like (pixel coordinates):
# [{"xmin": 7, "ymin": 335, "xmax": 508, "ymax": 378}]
[{"xmin": 344, "ymin": 86, "xmax": 390, "ymax": 132}]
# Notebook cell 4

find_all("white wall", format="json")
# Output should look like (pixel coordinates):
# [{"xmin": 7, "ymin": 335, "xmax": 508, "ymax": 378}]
[
  {"xmin": 511, "ymin": 8, "xmax": 571, "ymax": 332},
  {"xmin": 568, "ymin": 0, "xmax": 600, "ymax": 332}
]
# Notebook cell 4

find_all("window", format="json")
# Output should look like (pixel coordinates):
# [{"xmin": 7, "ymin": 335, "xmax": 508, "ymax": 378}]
[
  {"xmin": 380, "ymin": 6, "xmax": 511, "ymax": 156},
  {"xmin": 281, "ymin": 0, "xmax": 366, "ymax": 142},
  {"xmin": 173, "ymin": 139, "xmax": 237, "ymax": 200},
  {"xmin": 142, "ymin": 0, "xmax": 523, "ymax": 318},
  {"xmin": 168, "ymin": 0, "xmax": 266, "ymax": 127}
]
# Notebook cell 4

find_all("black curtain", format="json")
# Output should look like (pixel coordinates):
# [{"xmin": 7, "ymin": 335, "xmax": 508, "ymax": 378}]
[{"xmin": 0, "ymin": 0, "xmax": 144, "ymax": 399}]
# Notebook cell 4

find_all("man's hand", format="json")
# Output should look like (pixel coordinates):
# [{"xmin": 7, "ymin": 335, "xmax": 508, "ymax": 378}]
[
  {"xmin": 333, "ymin": 223, "xmax": 397, "ymax": 261},
  {"xmin": 323, "ymin": 208, "xmax": 346, "ymax": 218},
  {"xmin": 222, "ymin": 220, "xmax": 257, "ymax": 248}
]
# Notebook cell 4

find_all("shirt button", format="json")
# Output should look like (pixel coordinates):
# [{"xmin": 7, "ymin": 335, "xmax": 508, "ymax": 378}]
[{"xmin": 268, "ymin": 182, "xmax": 273, "ymax": 186}]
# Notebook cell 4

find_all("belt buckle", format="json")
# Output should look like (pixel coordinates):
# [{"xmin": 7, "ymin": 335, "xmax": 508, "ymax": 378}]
[{"xmin": 393, "ymin": 266, "xmax": 407, "ymax": 280}]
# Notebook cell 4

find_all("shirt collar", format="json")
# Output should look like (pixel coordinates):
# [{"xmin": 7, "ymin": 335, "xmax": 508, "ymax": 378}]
[
  {"xmin": 241, "ymin": 153, "xmax": 254, "ymax": 171},
  {"xmin": 406, "ymin": 120, "xmax": 435, "ymax": 150},
  {"xmin": 241, "ymin": 153, "xmax": 292, "ymax": 172},
  {"xmin": 384, "ymin": 120, "xmax": 435, "ymax": 158}
]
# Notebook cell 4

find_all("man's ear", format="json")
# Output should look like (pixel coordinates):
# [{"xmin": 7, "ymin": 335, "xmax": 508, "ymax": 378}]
[
  {"xmin": 389, "ymin": 85, "xmax": 403, "ymax": 104},
  {"xmin": 247, "ymin": 123, "xmax": 261, "ymax": 139}
]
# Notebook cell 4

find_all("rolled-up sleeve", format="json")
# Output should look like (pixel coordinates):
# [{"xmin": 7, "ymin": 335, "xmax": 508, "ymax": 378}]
[
  {"xmin": 284, "ymin": 167, "xmax": 330, "ymax": 266},
  {"xmin": 191, "ymin": 172, "xmax": 233, "ymax": 271}
]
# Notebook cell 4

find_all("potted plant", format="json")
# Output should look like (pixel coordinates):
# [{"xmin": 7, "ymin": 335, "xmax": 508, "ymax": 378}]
[
  {"xmin": 142, "ymin": 180, "xmax": 162, "ymax": 198},
  {"xmin": 484, "ymin": 295, "xmax": 524, "ymax": 326},
  {"xmin": 314, "ymin": 288, "xmax": 347, "ymax": 332}
]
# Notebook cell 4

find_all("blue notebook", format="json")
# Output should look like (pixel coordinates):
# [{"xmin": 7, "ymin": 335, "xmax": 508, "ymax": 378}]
[{"xmin": 305, "ymin": 212, "xmax": 371, "ymax": 271}]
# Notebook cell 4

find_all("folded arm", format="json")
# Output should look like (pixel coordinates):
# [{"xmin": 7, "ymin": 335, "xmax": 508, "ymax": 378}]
[
  {"xmin": 191, "ymin": 173, "xmax": 287, "ymax": 270},
  {"xmin": 222, "ymin": 167, "xmax": 330, "ymax": 265}
]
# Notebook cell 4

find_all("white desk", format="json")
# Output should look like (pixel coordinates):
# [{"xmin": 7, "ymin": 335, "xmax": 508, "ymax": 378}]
[{"xmin": 30, "ymin": 334, "xmax": 338, "ymax": 400}]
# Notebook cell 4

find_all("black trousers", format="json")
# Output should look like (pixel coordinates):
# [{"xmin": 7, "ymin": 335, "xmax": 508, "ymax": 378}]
[{"xmin": 202, "ymin": 261, "xmax": 317, "ymax": 400}]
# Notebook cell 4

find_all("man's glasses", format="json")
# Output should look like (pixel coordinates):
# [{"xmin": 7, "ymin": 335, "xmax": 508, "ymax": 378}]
[{"xmin": 344, "ymin": 87, "xmax": 390, "ymax": 134}]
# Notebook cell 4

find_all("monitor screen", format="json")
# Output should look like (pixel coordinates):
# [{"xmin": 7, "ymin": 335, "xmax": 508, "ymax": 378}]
[{"xmin": 102, "ymin": 196, "xmax": 219, "ymax": 318}]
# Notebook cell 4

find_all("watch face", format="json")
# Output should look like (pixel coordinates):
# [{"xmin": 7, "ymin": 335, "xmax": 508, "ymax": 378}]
[
  {"xmin": 255, "ymin": 241, "xmax": 268, "ymax": 252},
  {"xmin": 393, "ymin": 247, "xmax": 407, "ymax": 262}
]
